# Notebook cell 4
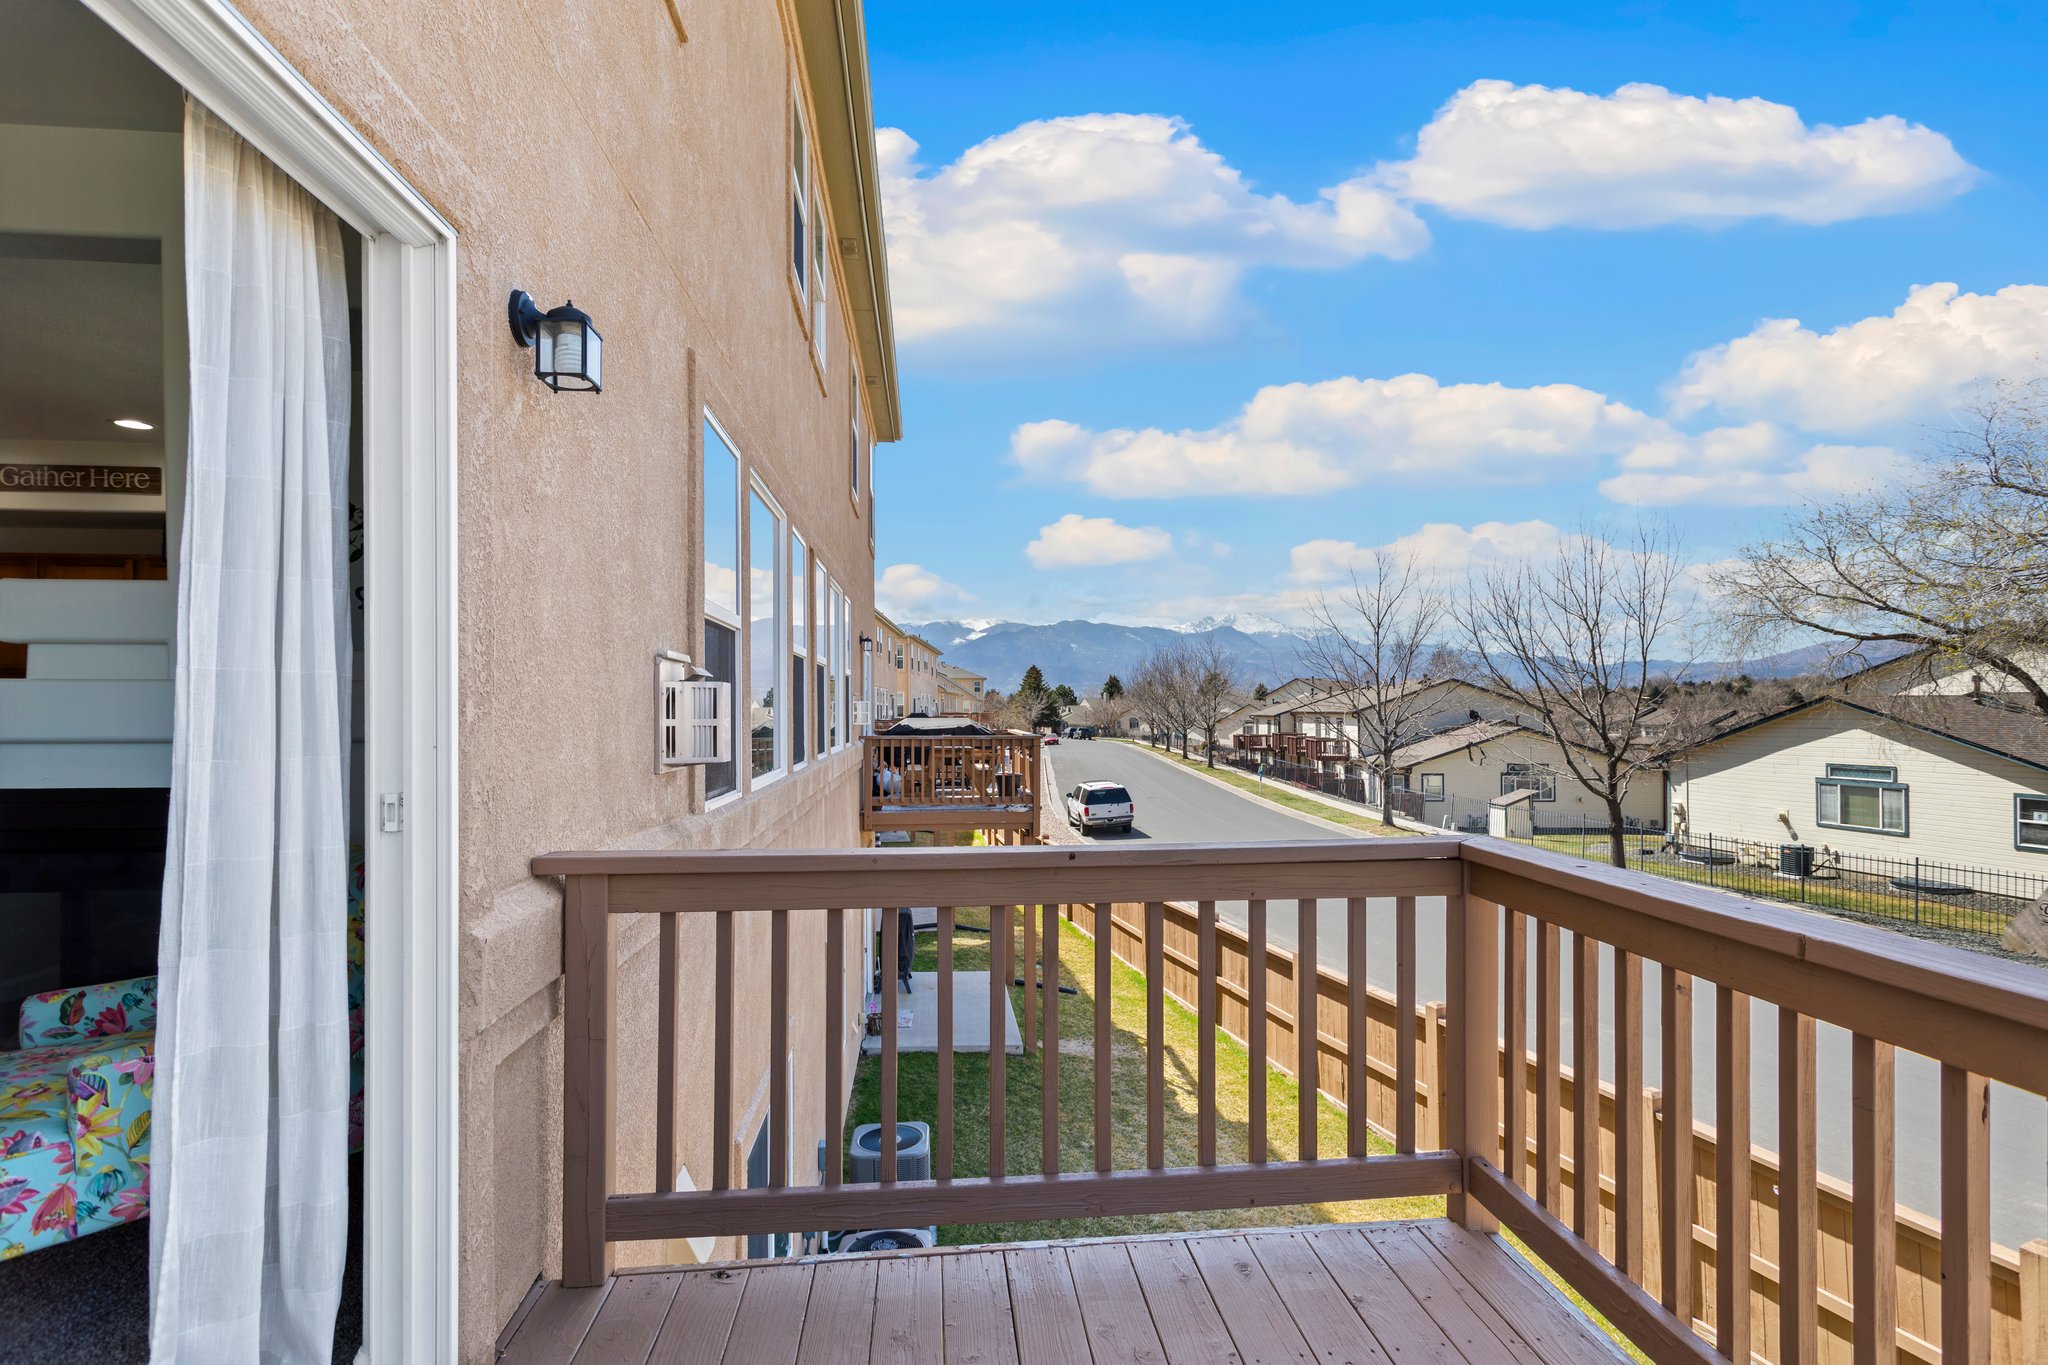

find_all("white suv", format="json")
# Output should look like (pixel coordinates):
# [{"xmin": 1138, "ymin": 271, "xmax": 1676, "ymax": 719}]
[{"xmin": 1064, "ymin": 781, "xmax": 1135, "ymax": 834}]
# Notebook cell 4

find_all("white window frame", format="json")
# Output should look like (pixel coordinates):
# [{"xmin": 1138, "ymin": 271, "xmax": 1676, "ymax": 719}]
[
  {"xmin": 87, "ymin": 2, "xmax": 460, "ymax": 1357},
  {"xmin": 811, "ymin": 180, "xmax": 828, "ymax": 364},
  {"xmin": 702, "ymin": 412, "xmax": 743, "ymax": 805},
  {"xmin": 1818, "ymin": 763, "xmax": 1907, "ymax": 836},
  {"xmin": 790, "ymin": 86, "xmax": 810, "ymax": 304},
  {"xmin": 1420, "ymin": 773, "xmax": 1445, "ymax": 801},
  {"xmin": 747, "ymin": 481, "xmax": 787, "ymax": 787},
  {"xmin": 1501, "ymin": 762, "xmax": 1557, "ymax": 802},
  {"xmin": 850, "ymin": 403, "xmax": 862, "ymax": 506},
  {"xmin": 2018, "ymin": 794, "xmax": 2048, "ymax": 853},
  {"xmin": 790, "ymin": 531, "xmax": 808, "ymax": 769}
]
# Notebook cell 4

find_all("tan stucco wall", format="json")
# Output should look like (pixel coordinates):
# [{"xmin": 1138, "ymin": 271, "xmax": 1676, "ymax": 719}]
[
  {"xmin": 1669, "ymin": 701, "xmax": 2048, "ymax": 880},
  {"xmin": 222, "ymin": 1, "xmax": 884, "ymax": 1356}
]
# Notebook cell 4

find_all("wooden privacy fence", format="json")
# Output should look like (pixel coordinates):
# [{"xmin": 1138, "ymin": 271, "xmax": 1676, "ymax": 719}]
[{"xmin": 1063, "ymin": 898, "xmax": 2046, "ymax": 1365}]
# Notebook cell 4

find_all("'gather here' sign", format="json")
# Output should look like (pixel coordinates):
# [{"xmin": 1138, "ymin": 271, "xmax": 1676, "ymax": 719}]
[{"xmin": 0, "ymin": 463, "xmax": 164, "ymax": 495}]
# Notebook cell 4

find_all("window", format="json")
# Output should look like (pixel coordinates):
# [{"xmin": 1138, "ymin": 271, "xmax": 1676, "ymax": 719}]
[
  {"xmin": 833, "ymin": 581, "xmax": 851, "ymax": 744},
  {"xmin": 702, "ymin": 417, "xmax": 741, "ymax": 799},
  {"xmin": 748, "ymin": 487, "xmax": 785, "ymax": 782},
  {"xmin": 1818, "ymin": 764, "xmax": 1907, "ymax": 835},
  {"xmin": 1420, "ymin": 773, "xmax": 1445, "ymax": 801},
  {"xmin": 790, "ymin": 533, "xmax": 808, "ymax": 767},
  {"xmin": 825, "ymin": 587, "xmax": 840, "ymax": 751},
  {"xmin": 790, "ymin": 93, "xmax": 809, "ymax": 301},
  {"xmin": 1501, "ymin": 763, "xmax": 1557, "ymax": 802},
  {"xmin": 814, "ymin": 565, "xmax": 828, "ymax": 757},
  {"xmin": 811, "ymin": 182, "xmax": 828, "ymax": 364},
  {"xmin": 851, "ymin": 405, "xmax": 862, "ymax": 504},
  {"xmin": 2019, "ymin": 796, "xmax": 2048, "ymax": 852}
]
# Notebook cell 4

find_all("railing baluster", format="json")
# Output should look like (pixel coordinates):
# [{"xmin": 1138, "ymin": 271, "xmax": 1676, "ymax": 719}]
[
  {"xmin": 1396, "ymin": 894, "xmax": 1417, "ymax": 1155},
  {"xmin": 769, "ymin": 908, "xmax": 789, "ymax": 1189},
  {"xmin": 1779, "ymin": 1008, "xmax": 1817, "ymax": 1365},
  {"xmin": 1345, "ymin": 897, "xmax": 1368, "ymax": 1160},
  {"xmin": 1298, "ymin": 898, "xmax": 1318, "ymax": 1161},
  {"xmin": 1449, "ymin": 877, "xmax": 1500, "ymax": 1232},
  {"xmin": 882, "ymin": 906, "xmax": 900, "ymax": 1183},
  {"xmin": 1716, "ymin": 985, "xmax": 1752, "ymax": 1362},
  {"xmin": 1940, "ymin": 1064, "xmax": 1991, "ymax": 1362},
  {"xmin": 1023, "ymin": 894, "xmax": 1038, "ymax": 1053},
  {"xmin": 1199, "ymin": 900, "xmax": 1217, "ymax": 1167},
  {"xmin": 1661, "ymin": 967, "xmax": 1694, "ymax": 1325},
  {"xmin": 1614, "ymin": 948, "xmax": 1643, "ymax": 1280},
  {"xmin": 713, "ymin": 909, "xmax": 734, "ymax": 1192},
  {"xmin": 1504, "ymin": 910, "xmax": 1528, "ymax": 1192},
  {"xmin": 655, "ymin": 912, "xmax": 677, "ymax": 1195},
  {"xmin": 1573, "ymin": 931, "xmax": 1601, "ymax": 1244},
  {"xmin": 1852, "ymin": 1033, "xmax": 1895, "ymax": 1365},
  {"xmin": 1042, "ymin": 902, "xmax": 1060, "ymax": 1176},
  {"xmin": 937, "ymin": 906, "xmax": 956, "ymax": 1182},
  {"xmin": 989, "ymin": 904, "xmax": 1009, "ymax": 1178},
  {"xmin": 1146, "ymin": 901, "xmax": 1165, "ymax": 1170},
  {"xmin": 824, "ymin": 907, "xmax": 845, "ymax": 1188},
  {"xmin": 1536, "ymin": 919, "xmax": 1562, "ymax": 1214},
  {"xmin": 1094, "ymin": 903, "xmax": 1112, "ymax": 1174},
  {"xmin": 1249, "ymin": 898, "xmax": 1269, "ymax": 1164},
  {"xmin": 562, "ymin": 874, "xmax": 614, "ymax": 1287}
]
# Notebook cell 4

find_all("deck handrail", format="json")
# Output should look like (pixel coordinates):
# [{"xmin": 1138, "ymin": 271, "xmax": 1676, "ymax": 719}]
[{"xmin": 534, "ymin": 836, "xmax": 2048, "ymax": 1364}]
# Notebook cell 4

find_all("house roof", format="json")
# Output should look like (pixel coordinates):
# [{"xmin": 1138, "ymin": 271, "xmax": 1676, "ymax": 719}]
[
  {"xmin": 1676, "ymin": 694, "xmax": 2048, "ymax": 774},
  {"xmin": 1387, "ymin": 718, "xmax": 1529, "ymax": 768},
  {"xmin": 1280, "ymin": 676, "xmax": 1516, "ymax": 719}
]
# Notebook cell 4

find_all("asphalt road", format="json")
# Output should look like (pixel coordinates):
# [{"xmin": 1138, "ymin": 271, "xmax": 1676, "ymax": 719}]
[{"xmin": 1046, "ymin": 740, "xmax": 2048, "ymax": 1248}]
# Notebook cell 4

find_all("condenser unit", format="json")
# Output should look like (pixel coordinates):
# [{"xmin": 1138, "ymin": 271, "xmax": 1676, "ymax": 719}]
[{"xmin": 847, "ymin": 1120, "xmax": 931, "ymax": 1184}]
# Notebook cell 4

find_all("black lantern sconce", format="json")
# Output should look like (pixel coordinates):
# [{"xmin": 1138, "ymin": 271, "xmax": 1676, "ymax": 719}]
[{"xmin": 508, "ymin": 290, "xmax": 602, "ymax": 393}]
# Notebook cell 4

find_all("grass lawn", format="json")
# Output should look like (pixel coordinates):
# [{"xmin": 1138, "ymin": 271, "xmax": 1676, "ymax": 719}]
[
  {"xmin": 845, "ymin": 908, "xmax": 1648, "ymax": 1361},
  {"xmin": 1104, "ymin": 739, "xmax": 1431, "ymax": 837},
  {"xmin": 1525, "ymin": 832, "xmax": 2012, "ymax": 938}
]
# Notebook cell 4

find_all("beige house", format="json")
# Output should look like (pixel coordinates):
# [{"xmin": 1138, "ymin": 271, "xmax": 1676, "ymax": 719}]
[
  {"xmin": 872, "ymin": 610, "xmax": 941, "ymax": 719},
  {"xmin": 1667, "ymin": 696, "xmax": 2048, "ymax": 880},
  {"xmin": 1, "ymin": 0, "xmax": 894, "ymax": 1356},
  {"xmin": 936, "ymin": 660, "xmax": 988, "ymax": 716},
  {"xmin": 1388, "ymin": 719, "xmax": 1666, "ymax": 833}
]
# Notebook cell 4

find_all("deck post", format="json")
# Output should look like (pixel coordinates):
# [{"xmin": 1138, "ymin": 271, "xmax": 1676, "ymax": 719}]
[
  {"xmin": 562, "ymin": 873, "xmax": 615, "ymax": 1286},
  {"xmin": 1449, "ymin": 867, "xmax": 1501, "ymax": 1231}
]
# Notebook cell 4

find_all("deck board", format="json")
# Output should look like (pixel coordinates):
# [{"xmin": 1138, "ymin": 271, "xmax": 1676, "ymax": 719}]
[{"xmin": 500, "ymin": 1220, "xmax": 1628, "ymax": 1365}]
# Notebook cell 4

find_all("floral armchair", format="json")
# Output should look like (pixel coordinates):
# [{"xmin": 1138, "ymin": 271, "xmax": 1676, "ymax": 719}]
[
  {"xmin": 0, "ymin": 978, "xmax": 157, "ymax": 1258},
  {"xmin": 0, "ymin": 851, "xmax": 365, "ymax": 1259}
]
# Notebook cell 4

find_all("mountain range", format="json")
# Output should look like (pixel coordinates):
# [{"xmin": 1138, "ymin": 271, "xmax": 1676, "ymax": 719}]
[{"xmin": 898, "ymin": 615, "xmax": 1885, "ymax": 696}]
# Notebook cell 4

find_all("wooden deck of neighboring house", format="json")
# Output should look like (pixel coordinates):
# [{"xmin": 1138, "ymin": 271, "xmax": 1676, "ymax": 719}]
[{"xmin": 495, "ymin": 1220, "xmax": 1626, "ymax": 1364}]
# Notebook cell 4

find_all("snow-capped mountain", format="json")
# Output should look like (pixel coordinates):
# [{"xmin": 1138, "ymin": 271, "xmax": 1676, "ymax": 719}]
[
  {"xmin": 897, "ymin": 617, "xmax": 1313, "ymax": 694},
  {"xmin": 1168, "ymin": 611, "xmax": 1302, "ymax": 638}
]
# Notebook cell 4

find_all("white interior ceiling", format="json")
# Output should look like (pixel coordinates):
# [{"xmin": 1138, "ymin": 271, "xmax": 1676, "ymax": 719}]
[{"xmin": 0, "ymin": 241, "xmax": 164, "ymax": 442}]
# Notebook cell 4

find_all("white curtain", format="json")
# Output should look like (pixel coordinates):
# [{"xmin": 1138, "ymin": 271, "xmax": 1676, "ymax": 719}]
[{"xmin": 151, "ymin": 98, "xmax": 353, "ymax": 1364}]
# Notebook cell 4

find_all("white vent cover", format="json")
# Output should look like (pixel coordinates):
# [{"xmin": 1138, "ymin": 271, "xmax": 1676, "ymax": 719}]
[{"xmin": 656, "ymin": 649, "xmax": 729, "ymax": 769}]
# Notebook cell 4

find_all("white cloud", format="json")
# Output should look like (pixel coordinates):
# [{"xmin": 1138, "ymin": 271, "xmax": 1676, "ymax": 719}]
[
  {"xmin": 1600, "ymin": 434, "xmax": 1906, "ymax": 506},
  {"xmin": 1292, "ymin": 520, "xmax": 1567, "ymax": 584},
  {"xmin": 1670, "ymin": 283, "xmax": 2048, "ymax": 432},
  {"xmin": 878, "ymin": 115, "xmax": 1427, "ymax": 344},
  {"xmin": 1375, "ymin": 80, "xmax": 1975, "ymax": 229},
  {"xmin": 1012, "ymin": 373, "xmax": 1656, "ymax": 496},
  {"xmin": 876, "ymin": 563, "xmax": 975, "ymax": 618},
  {"xmin": 1025, "ymin": 513, "xmax": 1173, "ymax": 569}
]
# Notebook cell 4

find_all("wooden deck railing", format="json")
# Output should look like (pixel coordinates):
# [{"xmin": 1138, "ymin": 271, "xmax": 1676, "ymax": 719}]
[
  {"xmin": 531, "ymin": 836, "xmax": 2048, "ymax": 1365},
  {"xmin": 860, "ymin": 732, "xmax": 1041, "ymax": 833}
]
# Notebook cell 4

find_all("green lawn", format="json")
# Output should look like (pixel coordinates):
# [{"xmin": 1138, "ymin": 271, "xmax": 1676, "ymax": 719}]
[
  {"xmin": 1104, "ymin": 739, "xmax": 1431, "ymax": 837},
  {"xmin": 845, "ymin": 908, "xmax": 1649, "ymax": 1361}
]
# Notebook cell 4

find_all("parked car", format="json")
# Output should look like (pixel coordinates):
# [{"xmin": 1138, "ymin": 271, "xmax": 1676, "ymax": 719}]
[
  {"xmin": 1065, "ymin": 781, "xmax": 1135, "ymax": 833},
  {"xmin": 1042, "ymin": 733, "xmax": 1059, "ymax": 745}
]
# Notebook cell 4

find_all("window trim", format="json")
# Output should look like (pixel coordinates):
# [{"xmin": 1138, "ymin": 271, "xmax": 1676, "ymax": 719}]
[
  {"xmin": 2016, "ymin": 794, "xmax": 2048, "ymax": 854},
  {"xmin": 1420, "ymin": 773, "xmax": 1445, "ymax": 801},
  {"xmin": 1500, "ymin": 762, "xmax": 1557, "ymax": 803},
  {"xmin": 702, "ymin": 411, "xmax": 743, "ymax": 630},
  {"xmin": 790, "ymin": 85, "xmax": 810, "ymax": 305},
  {"xmin": 790, "ymin": 530, "xmax": 808, "ymax": 770},
  {"xmin": 1815, "ymin": 772, "xmax": 1909, "ymax": 837}
]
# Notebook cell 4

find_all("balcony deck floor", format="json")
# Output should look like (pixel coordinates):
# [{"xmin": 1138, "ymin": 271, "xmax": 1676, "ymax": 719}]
[{"xmin": 497, "ymin": 1219, "xmax": 1625, "ymax": 1364}]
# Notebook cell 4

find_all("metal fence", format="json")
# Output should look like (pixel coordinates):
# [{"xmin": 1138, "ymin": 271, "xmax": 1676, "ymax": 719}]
[{"xmin": 1526, "ymin": 828, "xmax": 2042, "ymax": 939}]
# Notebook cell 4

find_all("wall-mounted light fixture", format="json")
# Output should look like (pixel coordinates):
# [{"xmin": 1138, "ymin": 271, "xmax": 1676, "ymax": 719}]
[
  {"xmin": 859, "ymin": 634, "xmax": 874, "ymax": 657},
  {"xmin": 508, "ymin": 290, "xmax": 603, "ymax": 393}
]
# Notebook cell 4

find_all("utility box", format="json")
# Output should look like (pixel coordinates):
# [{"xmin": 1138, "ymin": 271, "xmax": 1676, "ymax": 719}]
[
  {"xmin": 1489, "ymin": 788, "xmax": 1538, "ymax": 840},
  {"xmin": 1779, "ymin": 843, "xmax": 1815, "ymax": 878},
  {"xmin": 848, "ymin": 1121, "xmax": 931, "ymax": 1183}
]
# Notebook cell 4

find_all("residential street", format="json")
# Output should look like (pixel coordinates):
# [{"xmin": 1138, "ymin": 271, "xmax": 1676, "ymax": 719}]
[{"xmin": 1047, "ymin": 740, "xmax": 2048, "ymax": 1248}]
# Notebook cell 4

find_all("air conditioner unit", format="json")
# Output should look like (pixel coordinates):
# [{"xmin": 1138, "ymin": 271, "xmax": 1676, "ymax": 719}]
[
  {"xmin": 848, "ymin": 1120, "xmax": 930, "ymax": 1184},
  {"xmin": 656, "ymin": 649, "xmax": 730, "ymax": 769},
  {"xmin": 851, "ymin": 698, "xmax": 871, "ymax": 728},
  {"xmin": 835, "ymin": 1227, "xmax": 937, "ymax": 1254}
]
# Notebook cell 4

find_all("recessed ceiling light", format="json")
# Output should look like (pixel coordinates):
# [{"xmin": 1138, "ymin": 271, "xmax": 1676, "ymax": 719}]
[{"xmin": 112, "ymin": 418, "xmax": 155, "ymax": 431}]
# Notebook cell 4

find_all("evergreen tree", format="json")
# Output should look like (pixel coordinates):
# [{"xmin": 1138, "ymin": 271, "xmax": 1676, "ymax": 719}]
[
  {"xmin": 1101, "ymin": 674, "xmax": 1124, "ymax": 700},
  {"xmin": 1019, "ymin": 664, "xmax": 1047, "ymax": 697}
]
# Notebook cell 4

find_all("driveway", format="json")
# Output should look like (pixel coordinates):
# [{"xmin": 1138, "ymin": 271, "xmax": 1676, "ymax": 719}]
[{"xmin": 1045, "ymin": 741, "xmax": 2048, "ymax": 1247}]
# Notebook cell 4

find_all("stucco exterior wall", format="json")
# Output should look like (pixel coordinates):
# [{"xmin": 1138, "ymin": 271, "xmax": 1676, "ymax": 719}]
[
  {"xmin": 1668, "ymin": 702, "xmax": 2048, "ymax": 879},
  {"xmin": 221, "ymin": 1, "xmax": 885, "ymax": 1356},
  {"xmin": 1404, "ymin": 733, "xmax": 1666, "ymax": 831}
]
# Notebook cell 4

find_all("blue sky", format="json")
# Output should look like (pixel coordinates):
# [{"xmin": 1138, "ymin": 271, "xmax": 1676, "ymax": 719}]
[{"xmin": 864, "ymin": 2, "xmax": 2048, "ymax": 627}]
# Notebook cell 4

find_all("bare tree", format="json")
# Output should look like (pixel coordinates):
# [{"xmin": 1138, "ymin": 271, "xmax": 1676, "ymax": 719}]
[
  {"xmin": 1185, "ymin": 636, "xmax": 1249, "ymax": 767},
  {"xmin": 1299, "ymin": 549, "xmax": 1453, "ymax": 828},
  {"xmin": 1716, "ymin": 379, "xmax": 2048, "ymax": 711},
  {"xmin": 1459, "ymin": 524, "xmax": 1700, "ymax": 868}
]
